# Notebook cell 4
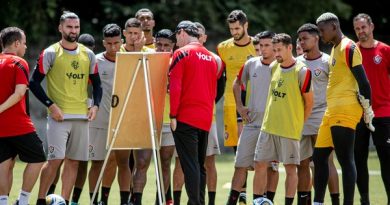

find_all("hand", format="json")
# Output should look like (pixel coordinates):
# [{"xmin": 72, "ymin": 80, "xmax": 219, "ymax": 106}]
[
  {"xmin": 49, "ymin": 104, "xmax": 64, "ymax": 122},
  {"xmin": 358, "ymin": 94, "xmax": 375, "ymax": 132},
  {"xmin": 134, "ymin": 32, "xmax": 146, "ymax": 51},
  {"xmin": 170, "ymin": 118, "xmax": 177, "ymax": 131},
  {"xmin": 237, "ymin": 105, "xmax": 251, "ymax": 123},
  {"xmin": 88, "ymin": 105, "xmax": 99, "ymax": 121}
]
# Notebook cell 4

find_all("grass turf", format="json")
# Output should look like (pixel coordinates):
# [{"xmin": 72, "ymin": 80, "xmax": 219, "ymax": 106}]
[{"xmin": 8, "ymin": 151, "xmax": 387, "ymax": 204}]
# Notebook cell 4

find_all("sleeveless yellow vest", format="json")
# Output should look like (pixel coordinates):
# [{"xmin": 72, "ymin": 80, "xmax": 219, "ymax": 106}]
[
  {"xmin": 47, "ymin": 43, "xmax": 90, "ymax": 115},
  {"xmin": 261, "ymin": 61, "xmax": 306, "ymax": 140}
]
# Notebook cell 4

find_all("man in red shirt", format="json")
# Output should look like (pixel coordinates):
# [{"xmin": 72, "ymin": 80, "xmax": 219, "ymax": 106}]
[
  {"xmin": 0, "ymin": 27, "xmax": 46, "ymax": 205},
  {"xmin": 169, "ymin": 20, "xmax": 221, "ymax": 205},
  {"xmin": 353, "ymin": 13, "xmax": 390, "ymax": 205}
]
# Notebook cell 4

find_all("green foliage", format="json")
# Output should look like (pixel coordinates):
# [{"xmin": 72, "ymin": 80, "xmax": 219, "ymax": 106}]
[{"xmin": 0, "ymin": 0, "xmax": 352, "ymax": 49}]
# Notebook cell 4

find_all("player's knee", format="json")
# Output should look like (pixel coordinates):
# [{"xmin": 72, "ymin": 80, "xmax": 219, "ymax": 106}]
[
  {"xmin": 136, "ymin": 158, "xmax": 150, "ymax": 170},
  {"xmin": 254, "ymin": 161, "xmax": 268, "ymax": 171}
]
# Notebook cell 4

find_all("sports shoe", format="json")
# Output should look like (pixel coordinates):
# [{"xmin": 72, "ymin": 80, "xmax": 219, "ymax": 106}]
[
  {"xmin": 97, "ymin": 201, "xmax": 106, "ymax": 205},
  {"xmin": 13, "ymin": 200, "xmax": 19, "ymax": 205}
]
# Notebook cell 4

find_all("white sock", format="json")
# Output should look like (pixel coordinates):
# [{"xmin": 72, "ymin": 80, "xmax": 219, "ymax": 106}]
[
  {"xmin": 313, "ymin": 202, "xmax": 324, "ymax": 205},
  {"xmin": 18, "ymin": 190, "xmax": 31, "ymax": 205},
  {"xmin": 0, "ymin": 195, "xmax": 8, "ymax": 205}
]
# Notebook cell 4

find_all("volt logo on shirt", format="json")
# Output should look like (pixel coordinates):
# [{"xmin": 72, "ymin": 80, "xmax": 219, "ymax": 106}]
[
  {"xmin": 196, "ymin": 52, "xmax": 212, "ymax": 61},
  {"xmin": 272, "ymin": 88, "xmax": 286, "ymax": 100}
]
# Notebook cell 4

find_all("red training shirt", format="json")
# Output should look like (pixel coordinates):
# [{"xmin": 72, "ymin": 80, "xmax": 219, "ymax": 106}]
[
  {"xmin": 0, "ymin": 53, "xmax": 35, "ymax": 137},
  {"xmin": 169, "ymin": 42, "xmax": 218, "ymax": 131},
  {"xmin": 358, "ymin": 41, "xmax": 390, "ymax": 117}
]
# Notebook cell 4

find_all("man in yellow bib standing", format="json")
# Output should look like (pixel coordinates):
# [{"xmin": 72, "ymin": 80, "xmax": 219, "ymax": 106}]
[
  {"xmin": 29, "ymin": 11, "xmax": 102, "ymax": 205},
  {"xmin": 313, "ymin": 12, "xmax": 374, "ymax": 205},
  {"xmin": 252, "ymin": 33, "xmax": 313, "ymax": 205},
  {"xmin": 216, "ymin": 10, "xmax": 256, "ymax": 204}
]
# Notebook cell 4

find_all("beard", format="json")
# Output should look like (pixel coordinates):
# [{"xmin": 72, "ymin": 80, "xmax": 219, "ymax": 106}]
[
  {"xmin": 276, "ymin": 57, "xmax": 283, "ymax": 63},
  {"xmin": 233, "ymin": 31, "xmax": 245, "ymax": 41},
  {"xmin": 64, "ymin": 33, "xmax": 78, "ymax": 42},
  {"xmin": 358, "ymin": 33, "xmax": 369, "ymax": 42}
]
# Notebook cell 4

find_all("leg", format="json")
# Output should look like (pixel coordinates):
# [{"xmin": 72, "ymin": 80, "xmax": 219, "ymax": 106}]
[
  {"xmin": 72, "ymin": 161, "xmax": 88, "ymax": 204},
  {"xmin": 88, "ymin": 160, "xmax": 104, "ymax": 204},
  {"xmin": 372, "ymin": 117, "xmax": 390, "ymax": 204},
  {"xmin": 21, "ymin": 162, "xmax": 45, "ymax": 192},
  {"xmin": 266, "ymin": 166, "xmax": 279, "ymax": 202},
  {"xmin": 331, "ymin": 126, "xmax": 356, "ymax": 205},
  {"xmin": 116, "ymin": 150, "xmax": 131, "ymax": 204},
  {"xmin": 37, "ymin": 159, "xmax": 64, "ymax": 199},
  {"xmin": 198, "ymin": 130, "xmax": 209, "ymax": 205},
  {"xmin": 0, "ymin": 158, "xmax": 13, "ymax": 196},
  {"xmin": 205, "ymin": 155, "xmax": 217, "ymax": 205},
  {"xmin": 354, "ymin": 120, "xmax": 370, "ymax": 204},
  {"xmin": 8, "ymin": 159, "xmax": 15, "ymax": 194},
  {"xmin": 327, "ymin": 151, "xmax": 340, "ymax": 205},
  {"xmin": 173, "ymin": 157, "xmax": 184, "ymax": 205},
  {"xmin": 173, "ymin": 122, "xmax": 203, "ymax": 205},
  {"xmin": 253, "ymin": 161, "xmax": 268, "ymax": 197},
  {"xmin": 131, "ymin": 149, "xmax": 152, "ymax": 205},
  {"xmin": 101, "ymin": 152, "xmax": 117, "ymax": 204},
  {"xmin": 236, "ymin": 122, "xmax": 247, "ymax": 205},
  {"xmin": 61, "ymin": 158, "xmax": 80, "ymax": 201},
  {"xmin": 297, "ymin": 158, "xmax": 311, "ymax": 205},
  {"xmin": 313, "ymin": 147, "xmax": 332, "ymax": 203},
  {"xmin": 48, "ymin": 168, "xmax": 61, "ymax": 195},
  {"xmin": 160, "ymin": 145, "xmax": 175, "ymax": 197},
  {"xmin": 284, "ymin": 164, "xmax": 298, "ymax": 204}
]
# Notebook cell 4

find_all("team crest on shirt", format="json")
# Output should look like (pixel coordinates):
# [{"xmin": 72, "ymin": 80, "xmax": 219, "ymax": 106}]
[
  {"xmin": 314, "ymin": 68, "xmax": 322, "ymax": 77},
  {"xmin": 89, "ymin": 145, "xmax": 94, "ymax": 153},
  {"xmin": 277, "ymin": 79, "xmax": 284, "ymax": 87},
  {"xmin": 373, "ymin": 55, "xmax": 382, "ymax": 64},
  {"xmin": 71, "ymin": 60, "xmax": 79, "ymax": 70},
  {"xmin": 331, "ymin": 58, "xmax": 336, "ymax": 66},
  {"xmin": 48, "ymin": 146, "xmax": 55, "ymax": 153}
]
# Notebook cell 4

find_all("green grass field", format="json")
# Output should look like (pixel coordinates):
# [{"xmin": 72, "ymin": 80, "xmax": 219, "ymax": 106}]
[{"xmin": 9, "ymin": 151, "xmax": 386, "ymax": 204}]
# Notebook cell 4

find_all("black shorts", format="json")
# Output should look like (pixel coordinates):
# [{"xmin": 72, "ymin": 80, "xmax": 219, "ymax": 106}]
[
  {"xmin": 0, "ymin": 132, "xmax": 46, "ymax": 163},
  {"xmin": 236, "ymin": 90, "xmax": 247, "ymax": 122},
  {"xmin": 357, "ymin": 117, "xmax": 390, "ymax": 147},
  {"xmin": 372, "ymin": 117, "xmax": 390, "ymax": 147}
]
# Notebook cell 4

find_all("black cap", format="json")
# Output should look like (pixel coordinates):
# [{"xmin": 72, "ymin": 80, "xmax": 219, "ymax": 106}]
[
  {"xmin": 171, "ymin": 20, "xmax": 199, "ymax": 38},
  {"xmin": 155, "ymin": 29, "xmax": 176, "ymax": 42}
]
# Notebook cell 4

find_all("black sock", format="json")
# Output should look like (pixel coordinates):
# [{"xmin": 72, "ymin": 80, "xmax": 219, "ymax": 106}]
[
  {"xmin": 37, "ymin": 199, "xmax": 46, "ymax": 205},
  {"xmin": 130, "ymin": 192, "xmax": 142, "ymax": 205},
  {"xmin": 120, "ymin": 191, "xmax": 130, "ymax": 205},
  {"xmin": 47, "ymin": 184, "xmax": 56, "ymax": 195},
  {"xmin": 226, "ymin": 190, "xmax": 240, "ymax": 205},
  {"xmin": 285, "ymin": 197, "xmax": 294, "ymax": 205},
  {"xmin": 266, "ymin": 191, "xmax": 276, "ymax": 202},
  {"xmin": 72, "ymin": 187, "xmax": 83, "ymax": 203},
  {"xmin": 330, "ymin": 193, "xmax": 340, "ymax": 205},
  {"xmin": 100, "ymin": 186, "xmax": 111, "ymax": 204},
  {"xmin": 253, "ymin": 194, "xmax": 263, "ymax": 200},
  {"xmin": 239, "ymin": 191, "xmax": 247, "ymax": 203},
  {"xmin": 173, "ymin": 191, "xmax": 181, "ymax": 205},
  {"xmin": 65, "ymin": 200, "xmax": 69, "ymax": 205},
  {"xmin": 297, "ymin": 191, "xmax": 309, "ymax": 205},
  {"xmin": 208, "ymin": 191, "xmax": 216, "ymax": 205},
  {"xmin": 166, "ymin": 185, "xmax": 172, "ymax": 201},
  {"xmin": 89, "ymin": 192, "xmax": 98, "ymax": 205}
]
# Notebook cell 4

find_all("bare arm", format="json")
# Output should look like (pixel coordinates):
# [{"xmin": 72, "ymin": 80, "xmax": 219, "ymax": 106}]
[
  {"xmin": 0, "ymin": 84, "xmax": 27, "ymax": 114},
  {"xmin": 302, "ymin": 91, "xmax": 314, "ymax": 122},
  {"xmin": 233, "ymin": 77, "xmax": 250, "ymax": 122}
]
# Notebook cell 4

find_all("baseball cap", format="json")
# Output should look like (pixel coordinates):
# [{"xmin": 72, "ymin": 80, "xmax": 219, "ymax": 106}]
[
  {"xmin": 155, "ymin": 29, "xmax": 176, "ymax": 42},
  {"xmin": 171, "ymin": 20, "xmax": 199, "ymax": 38}
]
